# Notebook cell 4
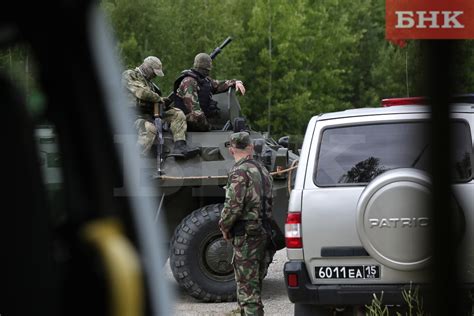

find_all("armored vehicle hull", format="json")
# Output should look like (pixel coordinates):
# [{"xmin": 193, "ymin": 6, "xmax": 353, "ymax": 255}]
[
  {"xmin": 37, "ymin": 89, "xmax": 298, "ymax": 302},
  {"xmin": 147, "ymin": 90, "xmax": 297, "ymax": 302}
]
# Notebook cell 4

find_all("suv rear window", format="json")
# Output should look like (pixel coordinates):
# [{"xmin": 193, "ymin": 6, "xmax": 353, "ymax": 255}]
[
  {"xmin": 452, "ymin": 121, "xmax": 473, "ymax": 181},
  {"xmin": 314, "ymin": 121, "xmax": 472, "ymax": 186}
]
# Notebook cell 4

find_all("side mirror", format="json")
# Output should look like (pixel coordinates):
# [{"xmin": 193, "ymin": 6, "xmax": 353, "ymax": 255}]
[{"xmin": 278, "ymin": 136, "xmax": 289, "ymax": 148}]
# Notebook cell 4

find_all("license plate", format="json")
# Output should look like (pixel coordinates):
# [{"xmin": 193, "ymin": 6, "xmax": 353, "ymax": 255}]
[{"xmin": 315, "ymin": 265, "xmax": 380, "ymax": 279}]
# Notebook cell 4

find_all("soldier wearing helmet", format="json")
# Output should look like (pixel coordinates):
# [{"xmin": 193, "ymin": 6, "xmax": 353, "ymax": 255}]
[
  {"xmin": 122, "ymin": 56, "xmax": 196, "ymax": 158},
  {"xmin": 173, "ymin": 53, "xmax": 246, "ymax": 132}
]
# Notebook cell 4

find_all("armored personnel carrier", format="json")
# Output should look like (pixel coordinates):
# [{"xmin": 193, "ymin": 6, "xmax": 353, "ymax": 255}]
[
  {"xmin": 37, "ymin": 88, "xmax": 298, "ymax": 303},
  {"xmin": 153, "ymin": 89, "xmax": 298, "ymax": 302}
]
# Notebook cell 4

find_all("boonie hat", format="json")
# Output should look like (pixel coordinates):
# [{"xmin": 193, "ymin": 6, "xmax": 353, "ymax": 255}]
[{"xmin": 229, "ymin": 131, "xmax": 251, "ymax": 149}]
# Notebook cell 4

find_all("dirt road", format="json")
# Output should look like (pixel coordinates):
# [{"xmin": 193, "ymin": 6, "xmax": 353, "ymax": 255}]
[{"xmin": 163, "ymin": 249, "xmax": 294, "ymax": 316}]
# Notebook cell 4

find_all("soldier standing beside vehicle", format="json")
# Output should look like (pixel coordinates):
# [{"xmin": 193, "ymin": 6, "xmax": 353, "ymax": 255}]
[
  {"xmin": 173, "ymin": 53, "xmax": 246, "ymax": 131},
  {"xmin": 122, "ymin": 56, "xmax": 196, "ymax": 158},
  {"xmin": 219, "ymin": 132, "xmax": 273, "ymax": 316}
]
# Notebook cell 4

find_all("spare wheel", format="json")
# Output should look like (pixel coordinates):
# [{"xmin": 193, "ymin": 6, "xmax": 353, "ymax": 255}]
[{"xmin": 356, "ymin": 168, "xmax": 432, "ymax": 271}]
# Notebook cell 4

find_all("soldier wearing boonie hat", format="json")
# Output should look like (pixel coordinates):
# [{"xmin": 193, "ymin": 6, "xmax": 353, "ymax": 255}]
[{"xmin": 229, "ymin": 131, "xmax": 251, "ymax": 149}]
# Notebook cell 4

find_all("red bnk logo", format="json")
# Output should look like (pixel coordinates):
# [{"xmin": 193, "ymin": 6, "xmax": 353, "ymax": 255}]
[{"xmin": 386, "ymin": 0, "xmax": 474, "ymax": 39}]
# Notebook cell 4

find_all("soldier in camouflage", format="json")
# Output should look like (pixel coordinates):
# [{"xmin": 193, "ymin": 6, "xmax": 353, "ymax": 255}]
[
  {"xmin": 219, "ymin": 132, "xmax": 273, "ymax": 316},
  {"xmin": 173, "ymin": 53, "xmax": 246, "ymax": 131},
  {"xmin": 122, "ymin": 56, "xmax": 196, "ymax": 158}
]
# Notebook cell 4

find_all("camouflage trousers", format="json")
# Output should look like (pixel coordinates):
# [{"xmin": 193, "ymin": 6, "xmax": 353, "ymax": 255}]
[
  {"xmin": 186, "ymin": 110, "xmax": 210, "ymax": 132},
  {"xmin": 134, "ymin": 118, "xmax": 156, "ymax": 155},
  {"xmin": 134, "ymin": 107, "xmax": 186, "ymax": 155},
  {"xmin": 163, "ymin": 107, "xmax": 187, "ymax": 141},
  {"xmin": 232, "ymin": 233, "xmax": 268, "ymax": 316}
]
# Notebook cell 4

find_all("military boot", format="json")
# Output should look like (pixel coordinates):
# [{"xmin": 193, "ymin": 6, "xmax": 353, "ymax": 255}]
[{"xmin": 170, "ymin": 140, "xmax": 200, "ymax": 159}]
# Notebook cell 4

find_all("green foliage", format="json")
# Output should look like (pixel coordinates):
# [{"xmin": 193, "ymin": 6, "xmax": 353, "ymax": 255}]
[
  {"xmin": 453, "ymin": 41, "xmax": 474, "ymax": 94},
  {"xmin": 2, "ymin": 1, "xmax": 474, "ymax": 138},
  {"xmin": 366, "ymin": 292, "xmax": 390, "ymax": 316},
  {"xmin": 365, "ymin": 284, "xmax": 431, "ymax": 316},
  {"xmin": 242, "ymin": 0, "xmax": 364, "ymax": 135},
  {"xmin": 397, "ymin": 284, "xmax": 429, "ymax": 316}
]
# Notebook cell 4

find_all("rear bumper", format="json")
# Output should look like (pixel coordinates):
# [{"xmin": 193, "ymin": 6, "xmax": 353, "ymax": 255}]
[{"xmin": 284, "ymin": 261, "xmax": 474, "ymax": 306}]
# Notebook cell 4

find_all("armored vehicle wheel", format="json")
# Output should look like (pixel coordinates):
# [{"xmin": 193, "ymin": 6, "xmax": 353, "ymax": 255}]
[{"xmin": 170, "ymin": 204, "xmax": 236, "ymax": 302}]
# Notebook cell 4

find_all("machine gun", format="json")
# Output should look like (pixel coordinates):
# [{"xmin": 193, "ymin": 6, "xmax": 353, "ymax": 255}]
[
  {"xmin": 153, "ymin": 37, "xmax": 233, "ymax": 174},
  {"xmin": 209, "ymin": 36, "xmax": 232, "ymax": 59}
]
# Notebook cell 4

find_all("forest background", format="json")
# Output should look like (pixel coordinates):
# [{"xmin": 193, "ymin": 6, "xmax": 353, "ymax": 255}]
[{"xmin": 1, "ymin": 0, "xmax": 473, "ymax": 141}]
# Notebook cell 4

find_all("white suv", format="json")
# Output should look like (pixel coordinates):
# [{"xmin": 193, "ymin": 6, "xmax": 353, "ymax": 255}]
[{"xmin": 284, "ymin": 99, "xmax": 474, "ymax": 315}]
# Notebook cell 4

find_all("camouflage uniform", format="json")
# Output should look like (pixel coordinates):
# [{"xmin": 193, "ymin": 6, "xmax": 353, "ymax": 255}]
[
  {"xmin": 174, "ymin": 53, "xmax": 239, "ymax": 131},
  {"xmin": 176, "ymin": 75, "xmax": 238, "ymax": 131},
  {"xmin": 219, "ymin": 132, "xmax": 273, "ymax": 316},
  {"xmin": 122, "ymin": 67, "xmax": 187, "ymax": 155}
]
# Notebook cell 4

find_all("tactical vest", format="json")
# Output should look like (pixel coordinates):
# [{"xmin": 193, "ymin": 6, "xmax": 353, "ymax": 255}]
[
  {"xmin": 137, "ymin": 79, "xmax": 162, "ymax": 117},
  {"xmin": 173, "ymin": 69, "xmax": 212, "ymax": 115}
]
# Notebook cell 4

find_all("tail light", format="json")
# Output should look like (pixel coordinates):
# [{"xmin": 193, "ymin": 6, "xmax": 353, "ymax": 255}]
[
  {"xmin": 285, "ymin": 212, "xmax": 302, "ymax": 248},
  {"xmin": 381, "ymin": 97, "xmax": 428, "ymax": 107},
  {"xmin": 287, "ymin": 273, "xmax": 299, "ymax": 287}
]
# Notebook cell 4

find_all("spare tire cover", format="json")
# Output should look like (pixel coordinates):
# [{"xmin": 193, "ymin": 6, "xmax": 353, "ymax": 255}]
[{"xmin": 356, "ymin": 168, "xmax": 432, "ymax": 271}]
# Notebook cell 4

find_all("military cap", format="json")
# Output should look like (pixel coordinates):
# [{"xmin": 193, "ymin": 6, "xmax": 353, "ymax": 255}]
[
  {"xmin": 143, "ymin": 56, "xmax": 164, "ymax": 77},
  {"xmin": 229, "ymin": 131, "xmax": 251, "ymax": 149}
]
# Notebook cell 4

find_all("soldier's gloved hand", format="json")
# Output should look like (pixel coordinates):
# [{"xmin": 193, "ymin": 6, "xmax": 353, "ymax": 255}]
[
  {"xmin": 235, "ymin": 80, "xmax": 246, "ymax": 95},
  {"xmin": 159, "ymin": 96, "xmax": 173, "ymax": 110},
  {"xmin": 160, "ymin": 96, "xmax": 170, "ymax": 104}
]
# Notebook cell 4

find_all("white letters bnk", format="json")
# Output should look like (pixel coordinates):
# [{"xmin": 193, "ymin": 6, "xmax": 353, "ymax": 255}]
[{"xmin": 395, "ymin": 11, "xmax": 464, "ymax": 29}]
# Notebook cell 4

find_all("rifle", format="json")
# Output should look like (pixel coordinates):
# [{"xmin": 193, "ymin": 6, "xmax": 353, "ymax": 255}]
[
  {"xmin": 154, "ymin": 37, "xmax": 233, "ymax": 171},
  {"xmin": 153, "ymin": 102, "xmax": 164, "ymax": 175}
]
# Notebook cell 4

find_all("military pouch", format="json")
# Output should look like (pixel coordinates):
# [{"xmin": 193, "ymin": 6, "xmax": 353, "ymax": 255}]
[
  {"xmin": 263, "ymin": 219, "xmax": 286, "ymax": 251},
  {"xmin": 263, "ymin": 221, "xmax": 277, "ymax": 251}
]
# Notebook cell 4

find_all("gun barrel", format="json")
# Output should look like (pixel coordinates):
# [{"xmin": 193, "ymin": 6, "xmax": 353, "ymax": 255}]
[
  {"xmin": 219, "ymin": 37, "xmax": 232, "ymax": 49},
  {"xmin": 210, "ymin": 37, "xmax": 232, "ymax": 59}
]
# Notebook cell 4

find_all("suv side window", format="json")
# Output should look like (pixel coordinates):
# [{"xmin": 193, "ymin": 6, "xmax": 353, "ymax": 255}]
[{"xmin": 315, "ymin": 122, "xmax": 431, "ymax": 186}]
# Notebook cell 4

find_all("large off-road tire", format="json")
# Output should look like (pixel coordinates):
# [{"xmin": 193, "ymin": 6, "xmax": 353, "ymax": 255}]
[{"xmin": 169, "ymin": 204, "xmax": 236, "ymax": 302}]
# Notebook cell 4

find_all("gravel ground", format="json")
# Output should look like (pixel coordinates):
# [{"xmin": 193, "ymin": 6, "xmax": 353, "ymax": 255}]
[{"xmin": 163, "ymin": 249, "xmax": 294, "ymax": 316}]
